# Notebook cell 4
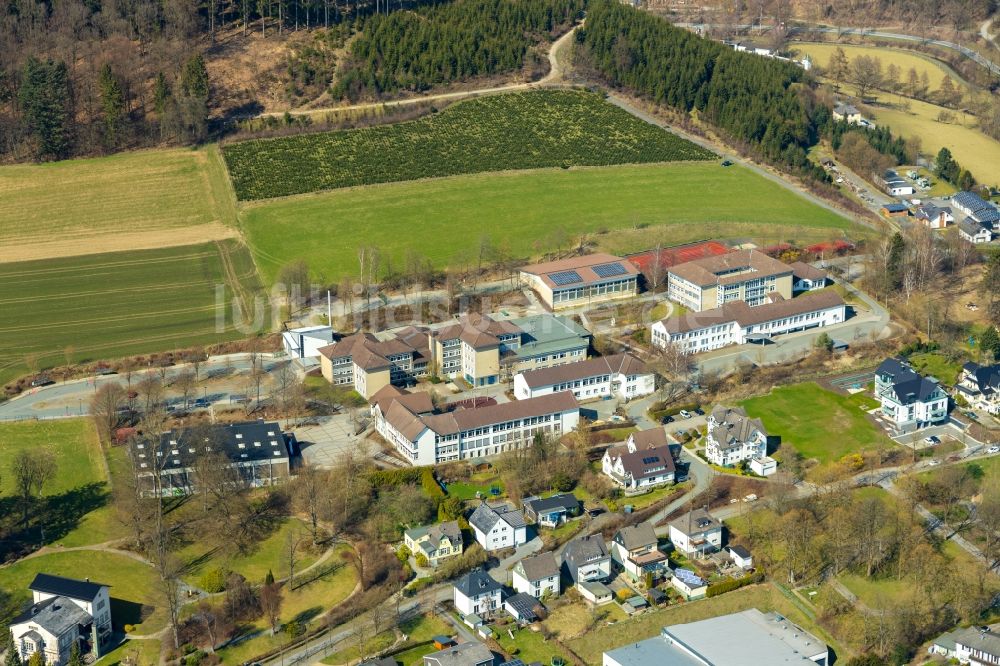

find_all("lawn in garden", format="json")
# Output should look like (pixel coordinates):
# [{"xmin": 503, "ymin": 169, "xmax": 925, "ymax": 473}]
[
  {"xmin": 739, "ymin": 382, "xmax": 893, "ymax": 465},
  {"xmin": 240, "ymin": 162, "xmax": 858, "ymax": 284},
  {"xmin": 223, "ymin": 90, "xmax": 715, "ymax": 200}
]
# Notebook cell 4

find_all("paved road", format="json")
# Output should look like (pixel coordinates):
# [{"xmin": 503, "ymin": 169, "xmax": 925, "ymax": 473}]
[{"xmin": 0, "ymin": 354, "xmax": 289, "ymax": 421}]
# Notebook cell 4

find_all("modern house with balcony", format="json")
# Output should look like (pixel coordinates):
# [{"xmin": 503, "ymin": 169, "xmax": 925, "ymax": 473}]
[{"xmin": 874, "ymin": 357, "xmax": 949, "ymax": 431}]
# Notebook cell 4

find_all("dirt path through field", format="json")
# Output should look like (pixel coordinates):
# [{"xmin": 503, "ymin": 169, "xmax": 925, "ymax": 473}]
[{"xmin": 0, "ymin": 222, "xmax": 240, "ymax": 264}]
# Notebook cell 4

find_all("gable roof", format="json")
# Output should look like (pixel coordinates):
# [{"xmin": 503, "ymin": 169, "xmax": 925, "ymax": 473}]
[
  {"xmin": 423, "ymin": 641, "xmax": 495, "ymax": 666},
  {"xmin": 516, "ymin": 353, "xmax": 650, "ymax": 389},
  {"xmin": 524, "ymin": 493, "xmax": 579, "ymax": 517},
  {"xmin": 727, "ymin": 544, "xmax": 751, "ymax": 558},
  {"xmin": 614, "ymin": 523, "xmax": 658, "ymax": 551},
  {"xmin": 515, "ymin": 552, "xmax": 559, "ymax": 581},
  {"xmin": 669, "ymin": 508, "xmax": 721, "ymax": 537},
  {"xmin": 605, "ymin": 440, "xmax": 675, "ymax": 483},
  {"xmin": 657, "ymin": 290, "xmax": 845, "ymax": 335},
  {"xmin": 876, "ymin": 357, "xmax": 945, "ymax": 404},
  {"xmin": 708, "ymin": 405, "xmax": 767, "ymax": 450},
  {"xmin": 469, "ymin": 502, "xmax": 527, "ymax": 535},
  {"xmin": 405, "ymin": 521, "xmax": 462, "ymax": 553},
  {"xmin": 505, "ymin": 592, "xmax": 541, "ymax": 621},
  {"xmin": 453, "ymin": 569, "xmax": 503, "ymax": 599},
  {"xmin": 563, "ymin": 534, "xmax": 609, "ymax": 569},
  {"xmin": 953, "ymin": 190, "xmax": 995, "ymax": 214},
  {"xmin": 29, "ymin": 573, "xmax": 109, "ymax": 601},
  {"xmin": 629, "ymin": 427, "xmax": 670, "ymax": 449},
  {"xmin": 787, "ymin": 261, "xmax": 827, "ymax": 282},
  {"xmin": 9, "ymin": 596, "xmax": 93, "ymax": 636},
  {"xmin": 962, "ymin": 361, "xmax": 1000, "ymax": 393}
]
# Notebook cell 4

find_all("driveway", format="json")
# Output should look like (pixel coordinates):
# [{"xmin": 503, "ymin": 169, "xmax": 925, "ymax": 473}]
[
  {"xmin": 293, "ymin": 414, "xmax": 379, "ymax": 467},
  {"xmin": 488, "ymin": 537, "xmax": 543, "ymax": 584}
]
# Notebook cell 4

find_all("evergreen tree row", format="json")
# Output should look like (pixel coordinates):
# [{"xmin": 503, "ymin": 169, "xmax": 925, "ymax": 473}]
[
  {"xmin": 333, "ymin": 0, "xmax": 583, "ymax": 99},
  {"xmin": 580, "ymin": 0, "xmax": 826, "ymax": 180}
]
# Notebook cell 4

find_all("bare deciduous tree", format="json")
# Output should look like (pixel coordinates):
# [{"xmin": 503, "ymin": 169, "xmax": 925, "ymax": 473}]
[
  {"xmin": 11, "ymin": 450, "xmax": 56, "ymax": 528},
  {"xmin": 90, "ymin": 382, "xmax": 127, "ymax": 442}
]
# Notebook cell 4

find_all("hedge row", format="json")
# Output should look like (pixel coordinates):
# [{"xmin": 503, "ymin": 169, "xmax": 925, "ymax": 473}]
[{"xmin": 706, "ymin": 571, "xmax": 765, "ymax": 598}]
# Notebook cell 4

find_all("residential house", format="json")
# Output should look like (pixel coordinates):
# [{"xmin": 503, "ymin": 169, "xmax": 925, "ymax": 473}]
[
  {"xmin": 610, "ymin": 523, "xmax": 668, "ymax": 581},
  {"xmin": 955, "ymin": 625, "xmax": 1000, "ymax": 665},
  {"xmin": 914, "ymin": 204, "xmax": 954, "ymax": 229},
  {"xmin": 704, "ymin": 405, "xmax": 768, "ymax": 468},
  {"xmin": 562, "ymin": 535, "xmax": 612, "ymax": 584},
  {"xmin": 959, "ymin": 218, "xmax": 993, "ymax": 244},
  {"xmin": 522, "ymin": 493, "xmax": 580, "ymax": 528},
  {"xmin": 668, "ymin": 508, "xmax": 722, "ymax": 558},
  {"xmin": 133, "ymin": 422, "xmax": 295, "ymax": 497},
  {"xmin": 519, "ymin": 253, "xmax": 640, "ymax": 310},
  {"xmin": 833, "ymin": 101, "xmax": 863, "ymax": 124},
  {"xmin": 879, "ymin": 170, "xmax": 915, "ymax": 196},
  {"xmin": 726, "ymin": 545, "xmax": 753, "ymax": 569},
  {"xmin": 603, "ymin": 608, "xmax": 829, "ymax": 666},
  {"xmin": 423, "ymin": 641, "xmax": 496, "ymax": 666},
  {"xmin": 469, "ymin": 502, "xmax": 528, "ymax": 552},
  {"xmin": 957, "ymin": 361, "xmax": 1000, "ymax": 414},
  {"xmin": 504, "ymin": 592, "xmax": 543, "ymax": 624},
  {"xmin": 788, "ymin": 262, "xmax": 828, "ymax": 293},
  {"xmin": 651, "ymin": 290, "xmax": 847, "ymax": 354},
  {"xmin": 370, "ymin": 387, "xmax": 580, "ymax": 466},
  {"xmin": 513, "ymin": 353, "xmax": 656, "ymax": 402},
  {"xmin": 669, "ymin": 568, "xmax": 707, "ymax": 600},
  {"xmin": 9, "ymin": 574, "xmax": 113, "ymax": 665},
  {"xmin": 318, "ymin": 327, "xmax": 431, "ymax": 399},
  {"xmin": 601, "ymin": 428, "xmax": 676, "ymax": 492},
  {"xmin": 281, "ymin": 325, "xmax": 335, "ymax": 367},
  {"xmin": 874, "ymin": 357, "xmax": 949, "ymax": 430},
  {"xmin": 453, "ymin": 569, "xmax": 504, "ymax": 617},
  {"xmin": 512, "ymin": 552, "xmax": 560, "ymax": 599},
  {"xmin": 404, "ymin": 521, "xmax": 463, "ymax": 567},
  {"xmin": 666, "ymin": 249, "xmax": 793, "ymax": 312}
]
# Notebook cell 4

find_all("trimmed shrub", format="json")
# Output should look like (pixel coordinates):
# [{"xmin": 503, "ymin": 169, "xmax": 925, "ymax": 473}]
[
  {"xmin": 198, "ymin": 567, "xmax": 230, "ymax": 594},
  {"xmin": 706, "ymin": 571, "xmax": 764, "ymax": 598}
]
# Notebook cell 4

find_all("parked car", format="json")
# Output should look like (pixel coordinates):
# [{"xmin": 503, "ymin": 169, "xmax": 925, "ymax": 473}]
[
  {"xmin": 988, "ymin": 445, "xmax": 1000, "ymax": 454},
  {"xmin": 694, "ymin": 407, "xmax": 705, "ymax": 416},
  {"xmin": 30, "ymin": 376, "xmax": 54, "ymax": 387},
  {"xmin": 964, "ymin": 411, "xmax": 978, "ymax": 420},
  {"xmin": 924, "ymin": 435, "xmax": 941, "ymax": 445},
  {"xmin": 662, "ymin": 415, "xmax": 675, "ymax": 424},
  {"xmin": 721, "ymin": 159, "xmax": 733, "ymax": 167},
  {"xmin": 679, "ymin": 410, "xmax": 693, "ymax": 419},
  {"xmin": 194, "ymin": 398, "xmax": 209, "ymax": 408},
  {"xmin": 928, "ymin": 459, "xmax": 942, "ymax": 466}
]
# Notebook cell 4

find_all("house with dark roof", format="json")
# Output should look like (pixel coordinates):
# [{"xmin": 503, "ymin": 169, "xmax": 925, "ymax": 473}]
[
  {"xmin": 875, "ymin": 357, "xmax": 949, "ymax": 430},
  {"xmin": 370, "ymin": 386, "xmax": 580, "ymax": 466},
  {"xmin": 452, "ymin": 569, "xmax": 504, "ymax": 617},
  {"xmin": 726, "ymin": 545, "xmax": 753, "ymax": 569},
  {"xmin": 504, "ymin": 592, "xmax": 543, "ymax": 624},
  {"xmin": 959, "ymin": 217, "xmax": 993, "ymax": 244},
  {"xmin": 788, "ymin": 262, "xmax": 828, "ymax": 293},
  {"xmin": 651, "ymin": 290, "xmax": 847, "ymax": 354},
  {"xmin": 953, "ymin": 190, "xmax": 999, "ymax": 218},
  {"xmin": 519, "ymin": 253, "xmax": 640, "ymax": 310},
  {"xmin": 522, "ymin": 493, "xmax": 580, "ymax": 528},
  {"xmin": 833, "ymin": 101, "xmax": 863, "ymax": 124},
  {"xmin": 512, "ymin": 353, "xmax": 655, "ymax": 401},
  {"xmin": 601, "ymin": 428, "xmax": 676, "ymax": 492},
  {"xmin": 135, "ymin": 422, "xmax": 295, "ymax": 496},
  {"xmin": 9, "ymin": 574, "xmax": 113, "ymax": 665},
  {"xmin": 705, "ymin": 406, "xmax": 768, "ymax": 468},
  {"xmin": 668, "ymin": 508, "xmax": 722, "ymax": 558},
  {"xmin": 404, "ymin": 521, "xmax": 463, "ymax": 567},
  {"xmin": 957, "ymin": 361, "xmax": 1000, "ymax": 414},
  {"xmin": 469, "ymin": 502, "xmax": 528, "ymax": 552},
  {"xmin": 611, "ymin": 523, "xmax": 668, "ymax": 581},
  {"xmin": 914, "ymin": 204, "xmax": 954, "ymax": 229},
  {"xmin": 512, "ymin": 552, "xmax": 561, "ymax": 598},
  {"xmin": 878, "ymin": 170, "xmax": 915, "ymax": 197},
  {"xmin": 562, "ymin": 535, "xmax": 611, "ymax": 584}
]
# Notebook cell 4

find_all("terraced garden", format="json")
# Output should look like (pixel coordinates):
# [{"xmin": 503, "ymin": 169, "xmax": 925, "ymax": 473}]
[{"xmin": 222, "ymin": 90, "xmax": 716, "ymax": 199}]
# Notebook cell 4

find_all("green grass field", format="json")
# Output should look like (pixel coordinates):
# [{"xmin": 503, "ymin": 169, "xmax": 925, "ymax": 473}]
[
  {"xmin": 740, "ymin": 382, "xmax": 892, "ymax": 466},
  {"xmin": 0, "ymin": 240, "xmax": 266, "ymax": 387},
  {"xmin": 907, "ymin": 351, "xmax": 965, "ymax": 384},
  {"xmin": 0, "ymin": 550, "xmax": 167, "ymax": 634},
  {"xmin": 0, "ymin": 147, "xmax": 237, "ymax": 261},
  {"xmin": 241, "ymin": 162, "xmax": 857, "ymax": 284},
  {"xmin": 223, "ymin": 90, "xmax": 715, "ymax": 200},
  {"xmin": 0, "ymin": 419, "xmax": 105, "ymax": 496},
  {"xmin": 792, "ymin": 42, "xmax": 967, "ymax": 92}
]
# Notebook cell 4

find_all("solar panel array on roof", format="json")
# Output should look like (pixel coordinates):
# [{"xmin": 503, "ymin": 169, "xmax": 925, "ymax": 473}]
[
  {"xmin": 593, "ymin": 262, "xmax": 627, "ymax": 278},
  {"xmin": 642, "ymin": 456, "xmax": 661, "ymax": 464},
  {"xmin": 549, "ymin": 270, "xmax": 583, "ymax": 286},
  {"xmin": 674, "ymin": 568, "xmax": 705, "ymax": 586}
]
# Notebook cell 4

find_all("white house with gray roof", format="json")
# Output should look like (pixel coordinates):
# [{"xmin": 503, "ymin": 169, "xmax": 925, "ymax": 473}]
[
  {"xmin": 875, "ymin": 357, "xmax": 949, "ymax": 430},
  {"xmin": 603, "ymin": 608, "xmax": 829, "ymax": 666},
  {"xmin": 705, "ymin": 405, "xmax": 768, "ymax": 468},
  {"xmin": 562, "ymin": 535, "xmax": 612, "ymax": 584},
  {"xmin": 469, "ymin": 502, "xmax": 528, "ymax": 551},
  {"xmin": 512, "ymin": 552, "xmax": 561, "ymax": 598},
  {"xmin": 9, "ymin": 574, "xmax": 113, "ymax": 665},
  {"xmin": 423, "ymin": 641, "xmax": 495, "ymax": 666},
  {"xmin": 452, "ymin": 569, "xmax": 504, "ymax": 617},
  {"xmin": 668, "ymin": 509, "xmax": 722, "ymax": 558},
  {"xmin": 513, "ymin": 353, "xmax": 655, "ymax": 401},
  {"xmin": 601, "ymin": 428, "xmax": 676, "ymax": 492}
]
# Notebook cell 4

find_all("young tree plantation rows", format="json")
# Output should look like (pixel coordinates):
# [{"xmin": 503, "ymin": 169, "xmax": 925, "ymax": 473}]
[
  {"xmin": 333, "ymin": 0, "xmax": 584, "ymax": 100},
  {"xmin": 223, "ymin": 89, "xmax": 715, "ymax": 200}
]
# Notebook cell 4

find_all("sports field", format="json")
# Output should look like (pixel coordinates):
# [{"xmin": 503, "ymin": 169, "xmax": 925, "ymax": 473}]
[
  {"xmin": 792, "ymin": 42, "xmax": 968, "ymax": 91},
  {"xmin": 240, "ymin": 162, "xmax": 858, "ymax": 284},
  {"xmin": 0, "ymin": 146, "xmax": 238, "ymax": 263},
  {"xmin": 0, "ymin": 240, "xmax": 266, "ymax": 387}
]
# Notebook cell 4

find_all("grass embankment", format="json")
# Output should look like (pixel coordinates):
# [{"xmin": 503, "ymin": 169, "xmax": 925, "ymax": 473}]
[
  {"xmin": 0, "ymin": 147, "xmax": 238, "ymax": 263},
  {"xmin": 739, "ymin": 382, "xmax": 892, "ymax": 469},
  {"xmin": 0, "ymin": 240, "xmax": 267, "ymax": 386},
  {"xmin": 241, "ymin": 162, "xmax": 859, "ymax": 284},
  {"xmin": 223, "ymin": 90, "xmax": 715, "ymax": 199}
]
